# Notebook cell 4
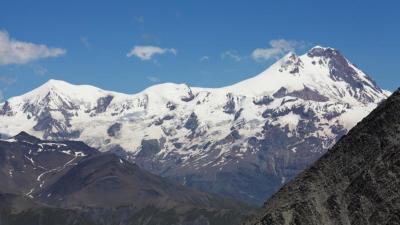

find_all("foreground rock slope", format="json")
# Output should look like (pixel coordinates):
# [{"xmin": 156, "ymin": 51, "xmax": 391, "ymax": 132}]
[{"xmin": 245, "ymin": 89, "xmax": 400, "ymax": 225}]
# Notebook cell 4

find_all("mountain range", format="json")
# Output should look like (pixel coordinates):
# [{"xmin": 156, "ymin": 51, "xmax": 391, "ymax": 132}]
[
  {"xmin": 0, "ymin": 46, "xmax": 390, "ymax": 205},
  {"xmin": 0, "ymin": 132, "xmax": 253, "ymax": 225},
  {"xmin": 244, "ymin": 88, "xmax": 400, "ymax": 225}
]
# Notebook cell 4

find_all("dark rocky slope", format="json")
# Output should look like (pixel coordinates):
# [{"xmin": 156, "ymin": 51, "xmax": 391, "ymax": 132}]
[
  {"xmin": 245, "ymin": 89, "xmax": 400, "ymax": 225},
  {"xmin": 0, "ymin": 193, "xmax": 96, "ymax": 225},
  {"xmin": 0, "ymin": 132, "xmax": 98, "ymax": 196},
  {"xmin": 0, "ymin": 133, "xmax": 254, "ymax": 225}
]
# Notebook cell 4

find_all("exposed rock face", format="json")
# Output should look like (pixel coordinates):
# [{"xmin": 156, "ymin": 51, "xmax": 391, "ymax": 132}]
[
  {"xmin": 180, "ymin": 85, "xmax": 195, "ymax": 102},
  {"xmin": 184, "ymin": 112, "xmax": 199, "ymax": 132},
  {"xmin": 288, "ymin": 86, "xmax": 330, "ymax": 102},
  {"xmin": 223, "ymin": 93, "xmax": 236, "ymax": 114},
  {"xmin": 93, "ymin": 95, "xmax": 113, "ymax": 114},
  {"xmin": 0, "ymin": 46, "xmax": 390, "ymax": 205},
  {"xmin": 245, "ymin": 89, "xmax": 400, "ymax": 225},
  {"xmin": 0, "ymin": 101, "xmax": 13, "ymax": 116},
  {"xmin": 253, "ymin": 96, "xmax": 273, "ymax": 106},
  {"xmin": 273, "ymin": 86, "xmax": 329, "ymax": 102},
  {"xmin": 107, "ymin": 122, "xmax": 122, "ymax": 137},
  {"xmin": 0, "ymin": 133, "xmax": 254, "ymax": 225},
  {"xmin": 137, "ymin": 139, "xmax": 161, "ymax": 157}
]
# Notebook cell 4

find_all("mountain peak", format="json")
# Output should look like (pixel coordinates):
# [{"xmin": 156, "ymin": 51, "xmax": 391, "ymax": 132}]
[
  {"xmin": 44, "ymin": 79, "xmax": 71, "ymax": 86},
  {"xmin": 37, "ymin": 79, "xmax": 75, "ymax": 93},
  {"xmin": 307, "ymin": 45, "xmax": 341, "ymax": 58},
  {"xmin": 280, "ymin": 51, "xmax": 299, "ymax": 62},
  {"xmin": 16, "ymin": 79, "xmax": 122, "ymax": 107},
  {"xmin": 309, "ymin": 45, "xmax": 334, "ymax": 50},
  {"xmin": 24, "ymin": 79, "xmax": 76, "ymax": 98},
  {"xmin": 226, "ymin": 45, "xmax": 387, "ymax": 104},
  {"xmin": 12, "ymin": 131, "xmax": 41, "ymax": 143},
  {"xmin": 305, "ymin": 46, "xmax": 385, "ymax": 99},
  {"xmin": 283, "ymin": 51, "xmax": 297, "ymax": 58}
]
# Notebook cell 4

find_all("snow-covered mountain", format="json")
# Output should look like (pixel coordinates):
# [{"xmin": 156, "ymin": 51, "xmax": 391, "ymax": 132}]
[{"xmin": 0, "ymin": 46, "xmax": 390, "ymax": 204}]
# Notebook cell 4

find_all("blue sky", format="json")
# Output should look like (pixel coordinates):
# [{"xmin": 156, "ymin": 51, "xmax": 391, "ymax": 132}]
[{"xmin": 0, "ymin": 0, "xmax": 399, "ymax": 99}]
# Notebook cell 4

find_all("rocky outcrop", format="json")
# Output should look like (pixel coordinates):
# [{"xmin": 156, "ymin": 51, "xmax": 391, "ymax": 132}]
[
  {"xmin": 184, "ymin": 112, "xmax": 199, "ymax": 132},
  {"xmin": 94, "ymin": 95, "xmax": 114, "ymax": 114},
  {"xmin": 245, "ymin": 89, "xmax": 400, "ymax": 225},
  {"xmin": 273, "ymin": 86, "xmax": 329, "ymax": 102},
  {"xmin": 107, "ymin": 122, "xmax": 122, "ymax": 137},
  {"xmin": 223, "ymin": 93, "xmax": 236, "ymax": 114},
  {"xmin": 0, "ymin": 101, "xmax": 13, "ymax": 116},
  {"xmin": 253, "ymin": 96, "xmax": 273, "ymax": 106}
]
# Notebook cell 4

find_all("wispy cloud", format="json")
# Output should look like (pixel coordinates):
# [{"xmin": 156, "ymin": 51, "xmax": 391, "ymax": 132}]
[
  {"xmin": 0, "ymin": 30, "xmax": 66, "ymax": 65},
  {"xmin": 200, "ymin": 56, "xmax": 209, "ymax": 62},
  {"xmin": 251, "ymin": 39, "xmax": 305, "ymax": 61},
  {"xmin": 80, "ymin": 36, "xmax": 91, "ymax": 49},
  {"xmin": 146, "ymin": 76, "xmax": 161, "ymax": 83},
  {"xmin": 221, "ymin": 50, "xmax": 242, "ymax": 62},
  {"xmin": 127, "ymin": 45, "xmax": 177, "ymax": 61}
]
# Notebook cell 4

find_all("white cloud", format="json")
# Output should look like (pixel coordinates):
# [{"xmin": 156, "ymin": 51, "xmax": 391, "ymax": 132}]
[
  {"xmin": 221, "ymin": 50, "xmax": 242, "ymax": 62},
  {"xmin": 200, "ymin": 56, "xmax": 209, "ymax": 62},
  {"xmin": 146, "ymin": 76, "xmax": 161, "ymax": 82},
  {"xmin": 251, "ymin": 39, "xmax": 304, "ymax": 61},
  {"xmin": 0, "ymin": 30, "xmax": 66, "ymax": 65},
  {"xmin": 127, "ymin": 45, "xmax": 177, "ymax": 61}
]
